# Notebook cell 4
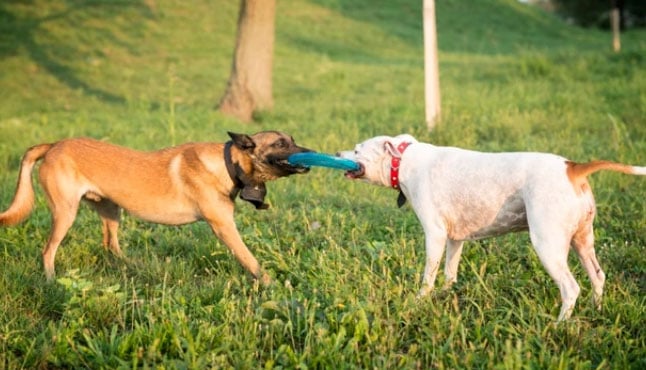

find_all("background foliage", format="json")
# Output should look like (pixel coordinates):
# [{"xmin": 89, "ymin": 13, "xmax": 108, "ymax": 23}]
[
  {"xmin": 0, "ymin": 0, "xmax": 644, "ymax": 368},
  {"xmin": 551, "ymin": 0, "xmax": 646, "ymax": 28}
]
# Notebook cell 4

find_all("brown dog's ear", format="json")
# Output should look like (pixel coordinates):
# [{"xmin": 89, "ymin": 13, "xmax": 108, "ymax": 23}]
[{"xmin": 228, "ymin": 132, "xmax": 256, "ymax": 151}]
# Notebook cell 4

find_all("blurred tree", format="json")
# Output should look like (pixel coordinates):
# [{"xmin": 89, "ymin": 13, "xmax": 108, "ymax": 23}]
[
  {"xmin": 218, "ymin": 0, "xmax": 275, "ymax": 122},
  {"xmin": 552, "ymin": 0, "xmax": 645, "ymax": 29}
]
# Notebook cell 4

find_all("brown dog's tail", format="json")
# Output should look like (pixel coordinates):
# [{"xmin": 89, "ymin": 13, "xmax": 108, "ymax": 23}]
[{"xmin": 0, "ymin": 143, "xmax": 53, "ymax": 226}]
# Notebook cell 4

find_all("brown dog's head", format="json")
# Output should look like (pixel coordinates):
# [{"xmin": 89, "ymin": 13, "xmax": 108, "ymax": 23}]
[{"xmin": 228, "ymin": 131, "xmax": 312, "ymax": 182}]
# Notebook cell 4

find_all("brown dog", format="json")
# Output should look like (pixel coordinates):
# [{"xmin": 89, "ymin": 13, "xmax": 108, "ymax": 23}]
[{"xmin": 0, "ymin": 131, "xmax": 311, "ymax": 284}]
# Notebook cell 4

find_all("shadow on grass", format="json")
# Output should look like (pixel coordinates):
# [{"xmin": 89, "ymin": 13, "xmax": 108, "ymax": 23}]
[
  {"xmin": 0, "ymin": 0, "xmax": 154, "ymax": 105},
  {"xmin": 309, "ymin": 0, "xmax": 600, "ymax": 56}
]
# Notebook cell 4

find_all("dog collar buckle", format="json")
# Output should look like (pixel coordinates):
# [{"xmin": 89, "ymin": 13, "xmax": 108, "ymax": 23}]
[{"xmin": 240, "ymin": 183, "xmax": 269, "ymax": 210}]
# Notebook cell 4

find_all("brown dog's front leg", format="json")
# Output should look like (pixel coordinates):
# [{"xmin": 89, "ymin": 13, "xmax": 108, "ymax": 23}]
[{"xmin": 205, "ymin": 213, "xmax": 271, "ymax": 286}]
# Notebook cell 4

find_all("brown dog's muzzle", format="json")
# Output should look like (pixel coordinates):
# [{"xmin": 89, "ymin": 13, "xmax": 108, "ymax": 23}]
[{"xmin": 268, "ymin": 146, "xmax": 313, "ymax": 175}]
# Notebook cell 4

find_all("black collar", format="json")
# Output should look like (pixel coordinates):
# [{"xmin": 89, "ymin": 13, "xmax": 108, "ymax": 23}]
[
  {"xmin": 224, "ymin": 141, "xmax": 243, "ymax": 190},
  {"xmin": 224, "ymin": 141, "xmax": 269, "ymax": 210}
]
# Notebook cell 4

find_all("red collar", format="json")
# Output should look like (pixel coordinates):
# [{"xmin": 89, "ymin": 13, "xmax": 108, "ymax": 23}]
[{"xmin": 390, "ymin": 142, "xmax": 411, "ymax": 189}]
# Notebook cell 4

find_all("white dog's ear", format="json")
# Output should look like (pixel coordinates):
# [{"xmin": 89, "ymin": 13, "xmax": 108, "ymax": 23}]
[{"xmin": 384, "ymin": 141, "xmax": 402, "ymax": 159}]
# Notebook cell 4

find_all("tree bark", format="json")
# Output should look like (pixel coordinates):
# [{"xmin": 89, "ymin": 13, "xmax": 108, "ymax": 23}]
[{"xmin": 218, "ymin": 0, "xmax": 275, "ymax": 122}]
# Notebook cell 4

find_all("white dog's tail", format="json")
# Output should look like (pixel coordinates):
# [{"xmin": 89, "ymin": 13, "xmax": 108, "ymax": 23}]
[
  {"xmin": 0, "ymin": 143, "xmax": 53, "ymax": 226},
  {"xmin": 567, "ymin": 160, "xmax": 646, "ymax": 180}
]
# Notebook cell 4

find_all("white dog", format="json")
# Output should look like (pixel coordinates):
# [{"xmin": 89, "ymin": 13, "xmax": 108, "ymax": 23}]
[{"xmin": 338, "ymin": 134, "xmax": 645, "ymax": 321}]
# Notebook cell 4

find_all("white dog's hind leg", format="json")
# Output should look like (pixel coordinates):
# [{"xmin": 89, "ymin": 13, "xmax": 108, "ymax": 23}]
[
  {"xmin": 530, "ymin": 230, "xmax": 581, "ymax": 321},
  {"xmin": 417, "ymin": 230, "xmax": 447, "ymax": 297},
  {"xmin": 443, "ymin": 239, "xmax": 464, "ymax": 289},
  {"xmin": 572, "ymin": 225, "xmax": 605, "ymax": 310}
]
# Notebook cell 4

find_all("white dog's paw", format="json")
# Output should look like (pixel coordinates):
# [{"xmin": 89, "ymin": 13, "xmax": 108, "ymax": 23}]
[
  {"xmin": 441, "ymin": 277, "xmax": 457, "ymax": 291},
  {"xmin": 416, "ymin": 285, "xmax": 433, "ymax": 298}
]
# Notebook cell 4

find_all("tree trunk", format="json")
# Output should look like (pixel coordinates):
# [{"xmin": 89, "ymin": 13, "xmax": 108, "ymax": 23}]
[{"xmin": 218, "ymin": 0, "xmax": 275, "ymax": 122}]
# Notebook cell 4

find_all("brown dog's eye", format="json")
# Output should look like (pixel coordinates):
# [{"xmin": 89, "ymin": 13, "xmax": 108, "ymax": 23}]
[{"xmin": 273, "ymin": 139, "xmax": 288, "ymax": 148}]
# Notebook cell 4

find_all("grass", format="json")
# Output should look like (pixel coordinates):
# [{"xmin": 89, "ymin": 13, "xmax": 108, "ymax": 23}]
[{"xmin": 1, "ymin": 0, "xmax": 645, "ymax": 368}]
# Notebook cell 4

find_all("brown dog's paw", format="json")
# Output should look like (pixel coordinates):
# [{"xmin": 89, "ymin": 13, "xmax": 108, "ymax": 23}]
[{"xmin": 259, "ymin": 272, "xmax": 272, "ymax": 287}]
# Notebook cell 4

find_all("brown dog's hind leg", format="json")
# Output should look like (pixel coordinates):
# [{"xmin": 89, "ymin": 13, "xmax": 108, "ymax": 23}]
[
  {"xmin": 39, "ymin": 160, "xmax": 85, "ymax": 281},
  {"xmin": 89, "ymin": 198, "xmax": 123, "ymax": 256},
  {"xmin": 41, "ymin": 196, "xmax": 81, "ymax": 282}
]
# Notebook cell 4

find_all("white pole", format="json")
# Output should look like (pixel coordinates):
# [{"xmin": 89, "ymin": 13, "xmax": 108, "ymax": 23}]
[
  {"xmin": 611, "ymin": 7, "xmax": 621, "ymax": 52},
  {"xmin": 423, "ymin": 0, "xmax": 441, "ymax": 130}
]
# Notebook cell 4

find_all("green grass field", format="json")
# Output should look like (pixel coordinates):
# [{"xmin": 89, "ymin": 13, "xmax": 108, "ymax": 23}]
[{"xmin": 1, "ymin": 0, "xmax": 644, "ymax": 368}]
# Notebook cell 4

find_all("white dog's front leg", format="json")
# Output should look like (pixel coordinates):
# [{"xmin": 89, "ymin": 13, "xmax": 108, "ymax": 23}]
[
  {"xmin": 443, "ymin": 239, "xmax": 464, "ymax": 289},
  {"xmin": 417, "ymin": 232, "xmax": 447, "ymax": 297}
]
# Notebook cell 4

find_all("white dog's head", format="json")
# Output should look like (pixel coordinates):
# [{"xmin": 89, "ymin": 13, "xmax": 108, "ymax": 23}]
[{"xmin": 337, "ymin": 134, "xmax": 418, "ymax": 187}]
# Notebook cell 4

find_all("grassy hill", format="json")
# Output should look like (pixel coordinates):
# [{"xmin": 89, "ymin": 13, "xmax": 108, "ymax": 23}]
[{"xmin": 0, "ymin": 0, "xmax": 644, "ymax": 368}]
